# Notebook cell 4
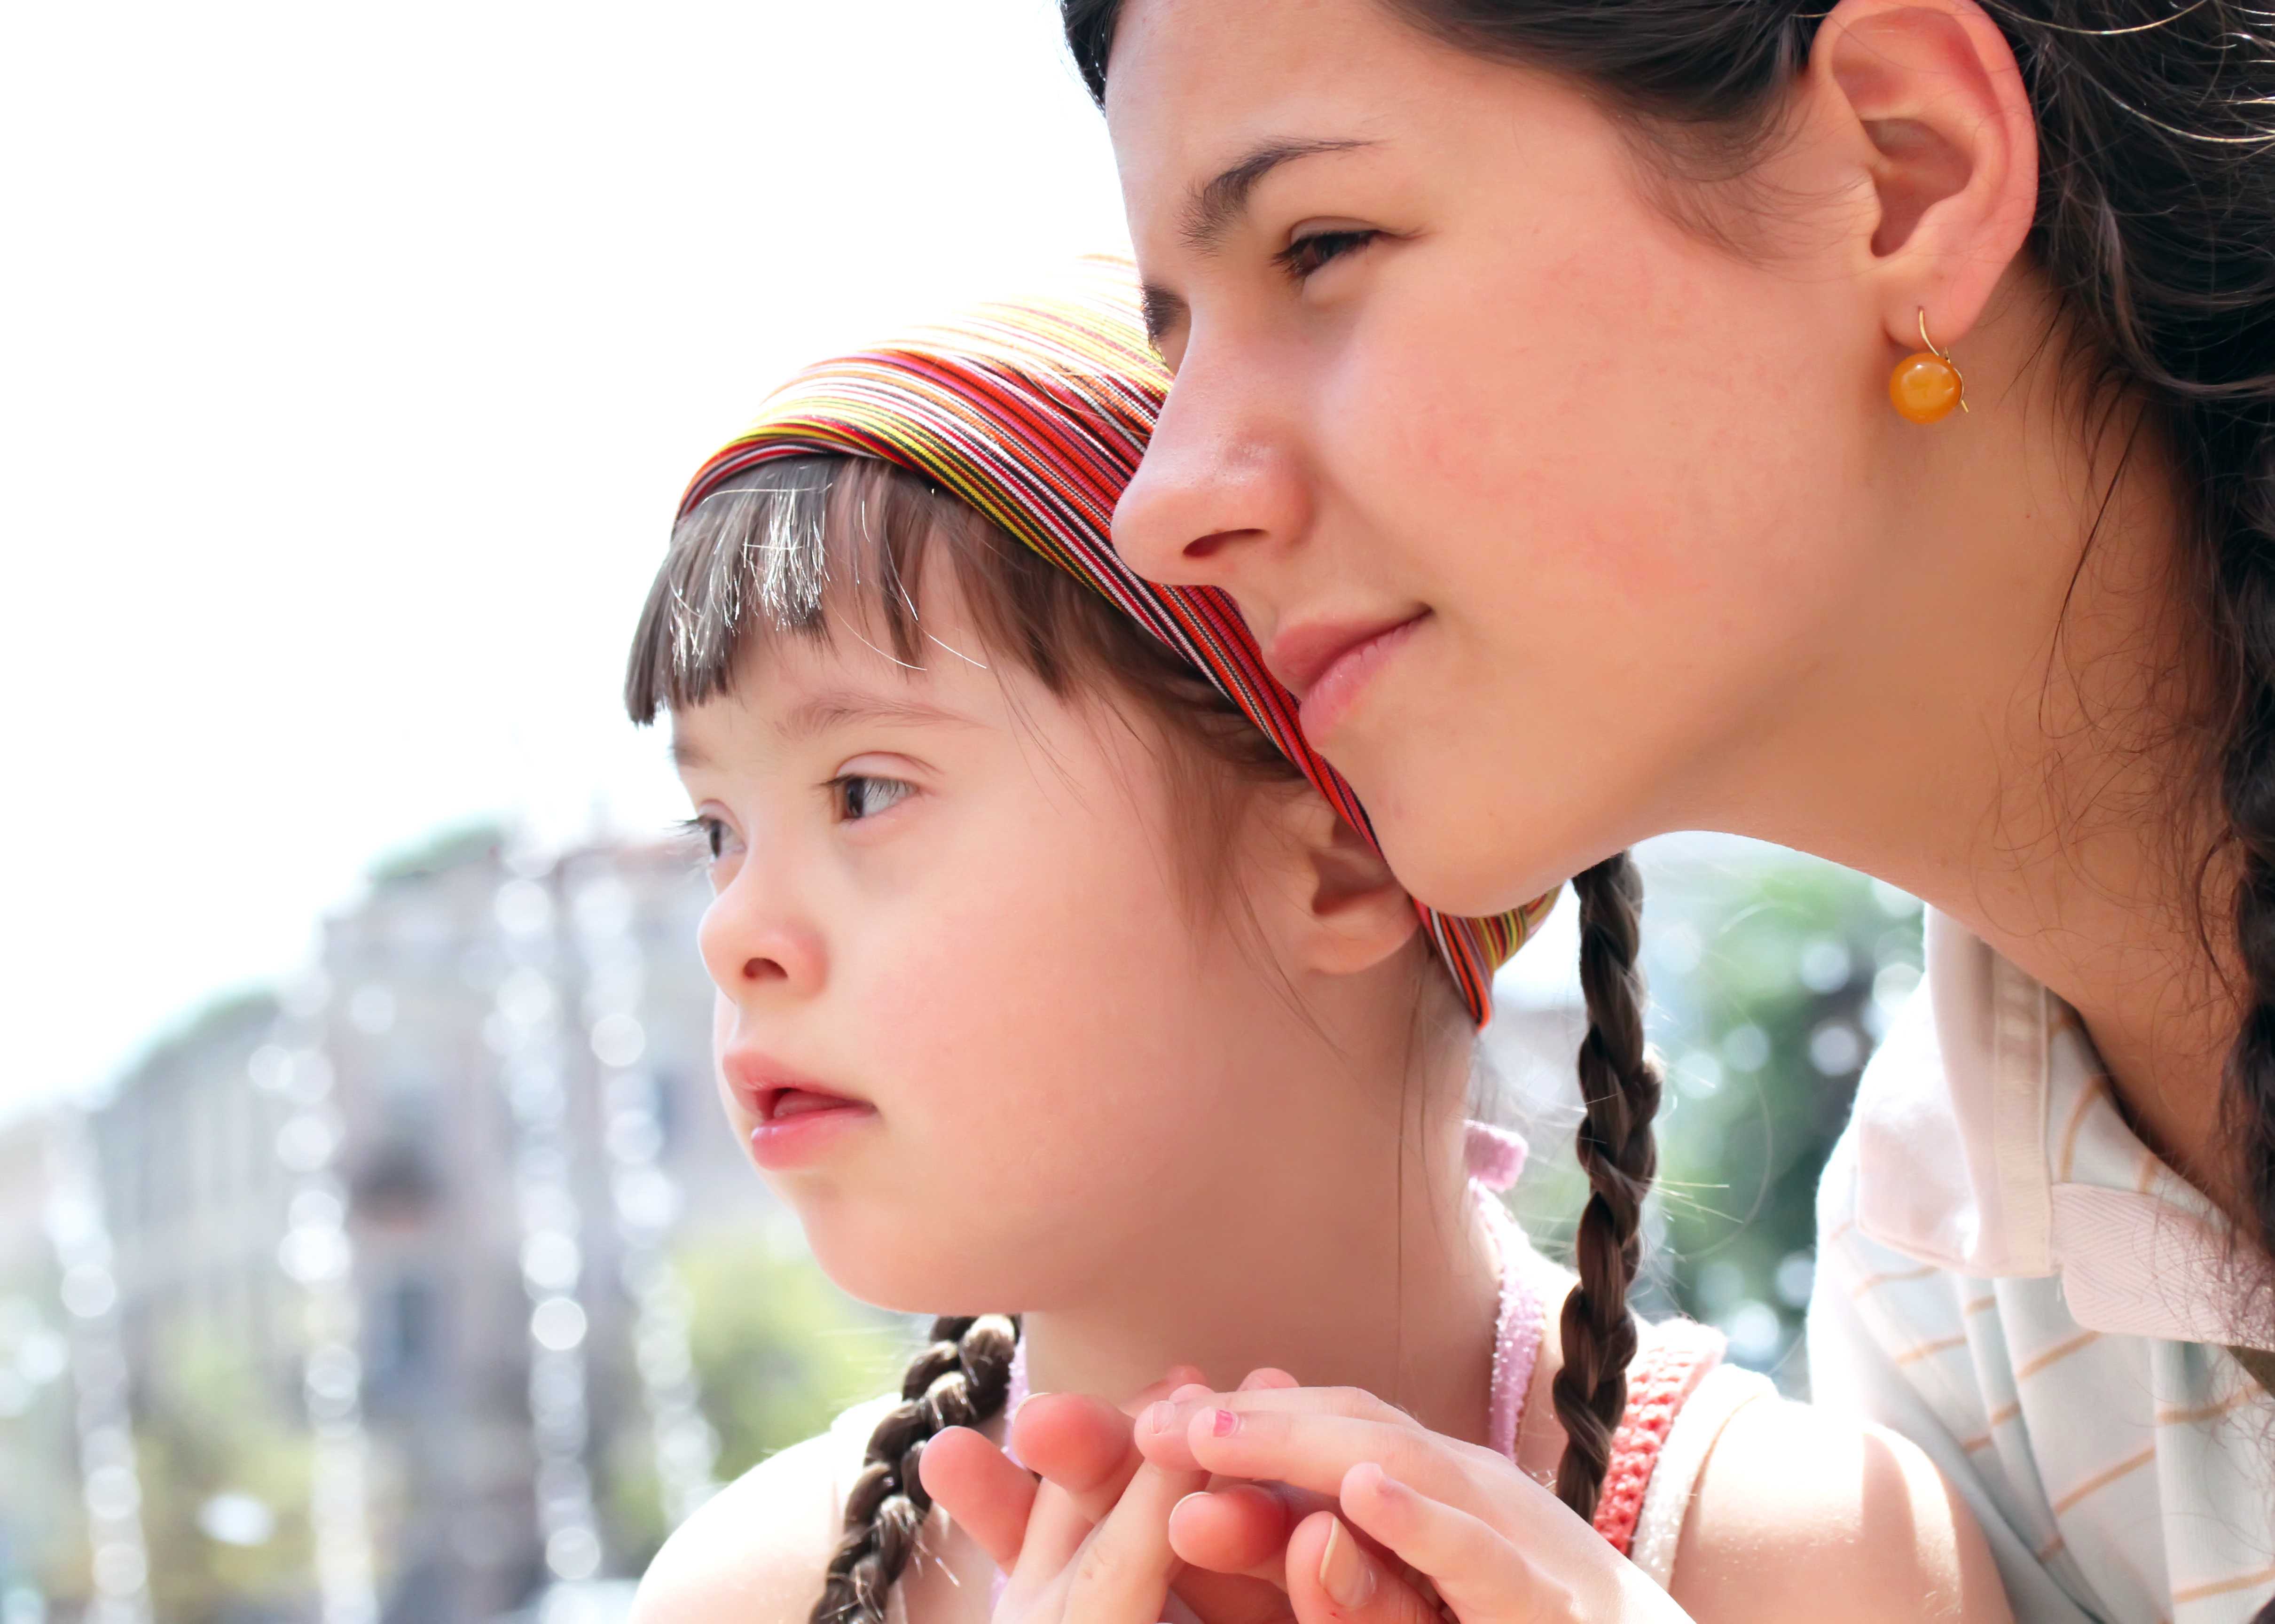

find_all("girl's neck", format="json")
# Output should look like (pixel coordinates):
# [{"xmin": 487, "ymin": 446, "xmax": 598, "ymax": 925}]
[
  {"xmin": 1726, "ymin": 292, "xmax": 2240, "ymax": 1210},
  {"xmin": 1017, "ymin": 1107, "xmax": 1506, "ymax": 1445}
]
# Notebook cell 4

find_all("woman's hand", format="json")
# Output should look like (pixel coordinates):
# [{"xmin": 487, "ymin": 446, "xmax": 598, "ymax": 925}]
[
  {"xmin": 925, "ymin": 1376, "xmax": 1466, "ymax": 1624},
  {"xmin": 1138, "ymin": 1386, "xmax": 1696, "ymax": 1624}
]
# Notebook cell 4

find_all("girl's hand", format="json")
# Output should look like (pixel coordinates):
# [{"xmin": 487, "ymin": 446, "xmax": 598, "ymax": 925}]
[
  {"xmin": 1139, "ymin": 1387, "xmax": 1695, "ymax": 1624},
  {"xmin": 922, "ymin": 1376, "xmax": 1202, "ymax": 1567},
  {"xmin": 995, "ymin": 1449, "xmax": 1210, "ymax": 1623}
]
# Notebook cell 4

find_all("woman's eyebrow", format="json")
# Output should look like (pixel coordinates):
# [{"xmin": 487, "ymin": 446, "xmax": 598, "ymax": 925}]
[
  {"xmin": 1144, "ymin": 136, "xmax": 1380, "ymax": 344},
  {"xmin": 1180, "ymin": 136, "xmax": 1377, "ymax": 253}
]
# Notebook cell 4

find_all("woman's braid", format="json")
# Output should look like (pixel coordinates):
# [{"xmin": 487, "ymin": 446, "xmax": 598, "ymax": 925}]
[
  {"xmin": 809, "ymin": 1314, "xmax": 1019, "ymax": 1624},
  {"xmin": 1550, "ymin": 852, "xmax": 1663, "ymax": 1522}
]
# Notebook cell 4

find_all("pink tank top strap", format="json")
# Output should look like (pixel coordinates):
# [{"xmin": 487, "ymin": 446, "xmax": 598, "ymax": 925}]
[{"xmin": 1589, "ymin": 1318, "xmax": 1727, "ymax": 1555}]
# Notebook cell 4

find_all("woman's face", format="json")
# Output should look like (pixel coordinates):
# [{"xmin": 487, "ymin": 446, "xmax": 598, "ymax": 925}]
[{"xmin": 1103, "ymin": 0, "xmax": 1903, "ymax": 916}]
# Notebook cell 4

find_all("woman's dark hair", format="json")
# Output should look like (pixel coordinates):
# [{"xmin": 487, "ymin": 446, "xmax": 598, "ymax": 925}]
[{"xmin": 1065, "ymin": 0, "xmax": 2275, "ymax": 1527}]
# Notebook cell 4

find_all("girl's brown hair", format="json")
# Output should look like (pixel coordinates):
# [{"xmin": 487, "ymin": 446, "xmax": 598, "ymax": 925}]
[{"xmin": 627, "ymin": 454, "xmax": 1660, "ymax": 1611}]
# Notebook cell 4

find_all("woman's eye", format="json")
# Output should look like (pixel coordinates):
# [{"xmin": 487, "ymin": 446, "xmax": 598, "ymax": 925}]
[
  {"xmin": 1275, "ymin": 228, "xmax": 1380, "ymax": 283},
  {"xmin": 831, "ymin": 774, "xmax": 913, "ymax": 823}
]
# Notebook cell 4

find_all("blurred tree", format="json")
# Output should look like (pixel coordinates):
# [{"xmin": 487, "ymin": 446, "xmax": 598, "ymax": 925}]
[
  {"xmin": 132, "ymin": 1324, "xmax": 314, "ymax": 1624},
  {"xmin": 599, "ymin": 1238, "xmax": 902, "ymax": 1574},
  {"xmin": 1508, "ymin": 843, "xmax": 1922, "ymax": 1394}
]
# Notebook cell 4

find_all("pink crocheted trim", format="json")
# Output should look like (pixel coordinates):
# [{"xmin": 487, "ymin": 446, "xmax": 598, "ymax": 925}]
[
  {"xmin": 1590, "ymin": 1319, "xmax": 1726, "ymax": 1555},
  {"xmin": 1464, "ymin": 1120, "xmax": 1529, "ymax": 1192},
  {"xmin": 1479, "ymin": 1195, "xmax": 1541, "ymax": 1461}
]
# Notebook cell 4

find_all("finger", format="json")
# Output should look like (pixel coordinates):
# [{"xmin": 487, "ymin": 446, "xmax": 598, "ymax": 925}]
[
  {"xmin": 917, "ymin": 1427, "xmax": 1034, "ymax": 1567},
  {"xmin": 1135, "ymin": 1386, "xmax": 1420, "ymax": 1473},
  {"xmin": 1125, "ymin": 1365, "xmax": 1210, "ymax": 1414},
  {"xmin": 1239, "ymin": 1367, "xmax": 1299, "ymax": 1390},
  {"xmin": 1065, "ymin": 1460, "xmax": 1207, "ymax": 1620},
  {"xmin": 1285, "ymin": 1509, "xmax": 1447, "ymax": 1624},
  {"xmin": 1012, "ymin": 1391, "xmax": 1142, "ymax": 1519},
  {"xmin": 1337, "ymin": 1464, "xmax": 1575, "ymax": 1622},
  {"xmin": 1181, "ymin": 1406, "xmax": 1481, "ymax": 1507},
  {"xmin": 1004, "ymin": 1477, "xmax": 1098, "ymax": 1594},
  {"xmin": 1169, "ymin": 1568, "xmax": 1304, "ymax": 1624},
  {"xmin": 1167, "ymin": 1482, "xmax": 1292, "ymax": 1580}
]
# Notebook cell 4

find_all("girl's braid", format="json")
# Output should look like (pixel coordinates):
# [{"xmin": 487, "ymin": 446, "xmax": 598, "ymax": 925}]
[
  {"xmin": 1550, "ymin": 851, "xmax": 1663, "ymax": 1521},
  {"xmin": 808, "ymin": 1313, "xmax": 1020, "ymax": 1624}
]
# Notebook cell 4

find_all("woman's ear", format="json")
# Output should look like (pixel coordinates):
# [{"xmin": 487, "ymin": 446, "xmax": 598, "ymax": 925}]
[
  {"xmin": 1259, "ymin": 793, "xmax": 1423, "ymax": 978},
  {"xmin": 1805, "ymin": 0, "xmax": 2040, "ymax": 348}
]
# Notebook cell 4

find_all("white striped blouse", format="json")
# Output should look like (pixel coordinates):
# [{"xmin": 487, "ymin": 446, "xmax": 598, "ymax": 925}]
[{"xmin": 1810, "ymin": 911, "xmax": 2275, "ymax": 1624}]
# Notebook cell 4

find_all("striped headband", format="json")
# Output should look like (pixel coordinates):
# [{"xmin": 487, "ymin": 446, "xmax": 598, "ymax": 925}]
[{"xmin": 679, "ymin": 258, "xmax": 1555, "ymax": 1025}]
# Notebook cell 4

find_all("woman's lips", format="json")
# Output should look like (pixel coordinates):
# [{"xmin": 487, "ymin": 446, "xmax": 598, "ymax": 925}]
[{"xmin": 1267, "ymin": 612, "xmax": 1428, "ymax": 740}]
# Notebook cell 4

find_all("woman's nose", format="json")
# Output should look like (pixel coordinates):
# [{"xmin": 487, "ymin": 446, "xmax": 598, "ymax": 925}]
[
  {"xmin": 1114, "ymin": 347, "xmax": 1308, "ymax": 593},
  {"xmin": 697, "ymin": 866, "xmax": 826, "ymax": 1003}
]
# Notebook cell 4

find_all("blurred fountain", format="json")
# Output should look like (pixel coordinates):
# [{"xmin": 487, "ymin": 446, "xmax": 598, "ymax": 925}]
[
  {"xmin": 491, "ymin": 868, "xmax": 608, "ymax": 1586},
  {"xmin": 257, "ymin": 971, "xmax": 383, "ymax": 1624},
  {"xmin": 572, "ymin": 867, "xmax": 719, "ymax": 1530},
  {"xmin": 41, "ymin": 1107, "xmax": 151, "ymax": 1624}
]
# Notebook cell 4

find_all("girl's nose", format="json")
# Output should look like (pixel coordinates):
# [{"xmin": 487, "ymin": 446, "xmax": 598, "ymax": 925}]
[
  {"xmin": 697, "ymin": 867, "xmax": 827, "ymax": 1002},
  {"xmin": 1114, "ymin": 345, "xmax": 1308, "ymax": 593}
]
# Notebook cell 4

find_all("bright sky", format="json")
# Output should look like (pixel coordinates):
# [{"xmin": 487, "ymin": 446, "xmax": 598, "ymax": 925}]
[{"xmin": 0, "ymin": 1, "xmax": 1135, "ymax": 1109}]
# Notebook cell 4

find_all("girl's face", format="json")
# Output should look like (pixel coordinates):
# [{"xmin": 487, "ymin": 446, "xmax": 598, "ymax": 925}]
[
  {"xmin": 669, "ymin": 568, "xmax": 1366, "ymax": 1314},
  {"xmin": 1102, "ymin": 0, "xmax": 1904, "ymax": 917}
]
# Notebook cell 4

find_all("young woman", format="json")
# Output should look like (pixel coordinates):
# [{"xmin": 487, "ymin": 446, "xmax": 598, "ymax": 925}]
[
  {"xmin": 1057, "ymin": 0, "xmax": 2275, "ymax": 1618},
  {"xmin": 619, "ymin": 268, "xmax": 2002, "ymax": 1624}
]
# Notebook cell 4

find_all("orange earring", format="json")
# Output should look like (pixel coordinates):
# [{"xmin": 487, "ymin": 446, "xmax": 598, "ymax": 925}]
[{"xmin": 1889, "ymin": 309, "xmax": 1968, "ymax": 423}]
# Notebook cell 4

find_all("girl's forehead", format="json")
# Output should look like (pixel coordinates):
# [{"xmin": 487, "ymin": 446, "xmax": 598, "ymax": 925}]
[{"xmin": 670, "ymin": 604, "xmax": 1023, "ymax": 766}]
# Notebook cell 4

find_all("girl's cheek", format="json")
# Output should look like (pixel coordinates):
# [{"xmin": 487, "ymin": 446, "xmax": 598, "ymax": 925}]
[{"xmin": 708, "ymin": 994, "xmax": 746, "ymax": 1124}]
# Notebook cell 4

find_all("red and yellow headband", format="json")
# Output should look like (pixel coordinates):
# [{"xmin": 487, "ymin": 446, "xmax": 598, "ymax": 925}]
[{"xmin": 680, "ymin": 258, "xmax": 1553, "ymax": 1024}]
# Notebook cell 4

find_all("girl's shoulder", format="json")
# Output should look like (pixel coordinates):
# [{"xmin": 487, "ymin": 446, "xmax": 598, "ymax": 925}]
[{"xmin": 630, "ymin": 1398, "xmax": 897, "ymax": 1624}]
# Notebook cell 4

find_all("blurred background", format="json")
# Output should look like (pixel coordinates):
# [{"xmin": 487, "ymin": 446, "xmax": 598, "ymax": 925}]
[{"xmin": 0, "ymin": 3, "xmax": 1924, "ymax": 1621}]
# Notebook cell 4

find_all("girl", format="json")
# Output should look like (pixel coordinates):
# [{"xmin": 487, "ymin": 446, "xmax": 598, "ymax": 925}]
[
  {"xmin": 1059, "ymin": 0, "xmax": 2275, "ymax": 1619},
  {"xmin": 619, "ymin": 266, "xmax": 2000, "ymax": 1624}
]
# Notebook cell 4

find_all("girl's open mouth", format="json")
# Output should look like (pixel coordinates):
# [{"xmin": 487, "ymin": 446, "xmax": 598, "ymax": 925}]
[{"xmin": 746, "ymin": 1084, "xmax": 875, "ymax": 1170}]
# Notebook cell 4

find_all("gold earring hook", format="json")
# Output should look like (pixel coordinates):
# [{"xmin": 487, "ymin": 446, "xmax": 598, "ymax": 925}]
[{"xmin": 1918, "ymin": 308, "xmax": 1970, "ymax": 413}]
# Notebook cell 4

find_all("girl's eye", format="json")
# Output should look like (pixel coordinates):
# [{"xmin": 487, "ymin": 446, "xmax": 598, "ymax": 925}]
[
  {"xmin": 681, "ymin": 815, "xmax": 730, "ymax": 862},
  {"xmin": 831, "ymin": 774, "xmax": 913, "ymax": 823},
  {"xmin": 1275, "ymin": 228, "xmax": 1380, "ymax": 283}
]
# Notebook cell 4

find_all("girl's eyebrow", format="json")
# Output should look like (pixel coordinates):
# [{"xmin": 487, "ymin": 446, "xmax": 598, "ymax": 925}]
[
  {"xmin": 776, "ymin": 691, "xmax": 980, "ymax": 742},
  {"xmin": 666, "ymin": 694, "xmax": 978, "ymax": 774}
]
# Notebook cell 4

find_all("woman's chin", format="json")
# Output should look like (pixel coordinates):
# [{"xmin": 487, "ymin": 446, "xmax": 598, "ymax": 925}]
[{"xmin": 1373, "ymin": 817, "xmax": 1581, "ymax": 923}]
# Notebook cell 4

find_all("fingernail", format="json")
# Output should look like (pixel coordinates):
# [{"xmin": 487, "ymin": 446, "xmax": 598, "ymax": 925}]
[
  {"xmin": 1140, "ymin": 1400, "xmax": 1175, "ymax": 1436},
  {"xmin": 1208, "ymin": 1408, "xmax": 1239, "ymax": 1438},
  {"xmin": 1318, "ymin": 1518, "xmax": 1378, "ymax": 1610}
]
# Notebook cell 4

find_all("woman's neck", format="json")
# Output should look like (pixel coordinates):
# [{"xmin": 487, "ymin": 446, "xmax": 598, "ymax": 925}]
[
  {"xmin": 1017, "ymin": 1103, "xmax": 1506, "ymax": 1444},
  {"xmin": 1723, "ymin": 289, "xmax": 2241, "ymax": 1209}
]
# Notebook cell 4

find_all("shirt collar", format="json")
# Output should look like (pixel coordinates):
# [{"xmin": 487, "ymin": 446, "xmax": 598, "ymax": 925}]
[{"xmin": 1850, "ymin": 908, "xmax": 2275, "ymax": 1350}]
